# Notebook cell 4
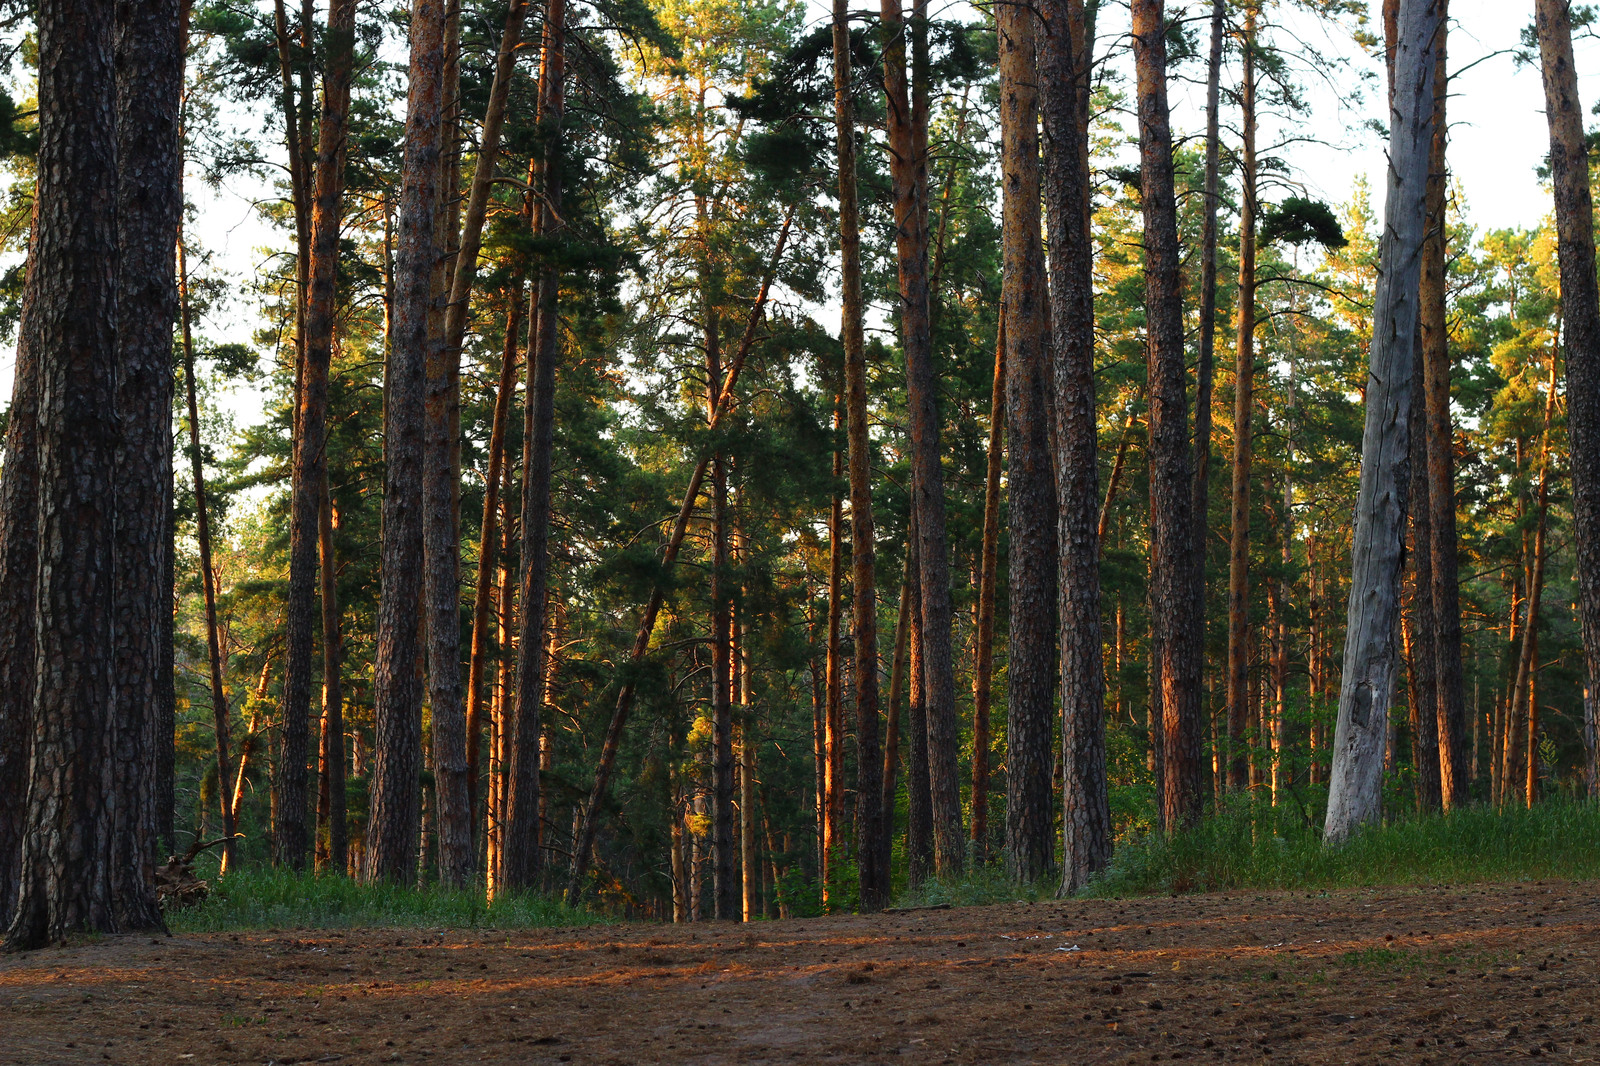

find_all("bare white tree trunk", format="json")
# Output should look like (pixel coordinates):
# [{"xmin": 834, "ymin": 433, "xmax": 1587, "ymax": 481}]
[{"xmin": 1324, "ymin": 0, "xmax": 1442, "ymax": 843}]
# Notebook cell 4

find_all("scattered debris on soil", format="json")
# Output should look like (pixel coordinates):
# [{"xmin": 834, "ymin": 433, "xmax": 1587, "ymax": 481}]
[{"xmin": 3, "ymin": 880, "xmax": 1597, "ymax": 1064}]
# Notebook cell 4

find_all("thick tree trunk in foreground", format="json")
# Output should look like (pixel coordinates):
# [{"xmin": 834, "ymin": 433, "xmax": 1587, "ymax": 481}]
[
  {"xmin": 1000, "ymin": 0, "xmax": 1057, "ymax": 881},
  {"xmin": 367, "ymin": 0, "xmax": 444, "ymax": 882},
  {"xmin": 1227, "ymin": 5, "xmax": 1258, "ymax": 793},
  {"xmin": 1132, "ymin": 0, "xmax": 1202, "ymax": 831},
  {"xmin": 1041, "ymin": 0, "xmax": 1108, "ymax": 890},
  {"xmin": 505, "ymin": 0, "xmax": 567, "ymax": 894},
  {"xmin": 832, "ymin": 0, "xmax": 886, "ymax": 909},
  {"xmin": 1325, "ymin": 0, "xmax": 1440, "ymax": 843},
  {"xmin": 1420, "ymin": 2, "xmax": 1466, "ymax": 809},
  {"xmin": 8, "ymin": 0, "xmax": 166, "ymax": 947},
  {"xmin": 1535, "ymin": 0, "xmax": 1600, "ymax": 802},
  {"xmin": 883, "ymin": 0, "xmax": 962, "ymax": 875}
]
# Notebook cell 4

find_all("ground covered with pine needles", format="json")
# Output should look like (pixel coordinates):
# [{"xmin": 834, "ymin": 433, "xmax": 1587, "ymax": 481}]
[{"xmin": 3, "ymin": 878, "xmax": 1598, "ymax": 1064}]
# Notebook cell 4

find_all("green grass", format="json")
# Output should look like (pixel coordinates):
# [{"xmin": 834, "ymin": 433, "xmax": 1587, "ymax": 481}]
[
  {"xmin": 167, "ymin": 869, "xmax": 607, "ymax": 933},
  {"xmin": 891, "ymin": 861, "xmax": 1058, "ymax": 910},
  {"xmin": 1088, "ymin": 798, "xmax": 1600, "ymax": 897}
]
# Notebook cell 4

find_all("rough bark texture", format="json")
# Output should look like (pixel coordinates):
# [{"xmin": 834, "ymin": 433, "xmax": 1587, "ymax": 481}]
[
  {"xmin": 0, "ymin": 239, "xmax": 41, "ymax": 930},
  {"xmin": 904, "ymin": 527, "xmax": 934, "ymax": 887},
  {"xmin": 1534, "ymin": 0, "xmax": 1600, "ymax": 802},
  {"xmin": 833, "ymin": 0, "xmax": 885, "ymax": 909},
  {"xmin": 1226, "ymin": 5, "xmax": 1257, "ymax": 793},
  {"xmin": 7, "ymin": 0, "xmax": 167, "ymax": 947},
  {"xmin": 1131, "ymin": 0, "xmax": 1202, "ymax": 831},
  {"xmin": 505, "ymin": 0, "xmax": 567, "ymax": 894},
  {"xmin": 882, "ymin": 0, "xmax": 962, "ymax": 875},
  {"xmin": 1325, "ymin": 0, "xmax": 1440, "ymax": 843},
  {"xmin": 1420, "ymin": 1, "xmax": 1465, "ymax": 809},
  {"xmin": 999, "ymin": 0, "xmax": 1057, "ymax": 882},
  {"xmin": 366, "ymin": 0, "xmax": 443, "ymax": 882},
  {"xmin": 1405, "ymin": 343, "xmax": 1441, "ymax": 809},
  {"xmin": 1041, "ymin": 0, "xmax": 1109, "ymax": 889}
]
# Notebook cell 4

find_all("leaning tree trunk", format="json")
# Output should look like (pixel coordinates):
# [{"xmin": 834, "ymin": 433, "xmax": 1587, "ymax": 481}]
[
  {"xmin": 1420, "ymin": 1, "xmax": 1466, "ymax": 809},
  {"xmin": 999, "ymin": 0, "xmax": 1058, "ymax": 882},
  {"xmin": 7, "ymin": 0, "xmax": 168, "ymax": 948},
  {"xmin": 1226, "ymin": 4, "xmax": 1258, "ymax": 793},
  {"xmin": 1131, "ymin": 0, "xmax": 1203, "ymax": 831},
  {"xmin": 1535, "ymin": 0, "xmax": 1600, "ymax": 802},
  {"xmin": 1324, "ymin": 0, "xmax": 1440, "ymax": 843},
  {"xmin": 831, "ymin": 0, "xmax": 886, "ymax": 910},
  {"xmin": 882, "ymin": 0, "xmax": 963, "ymax": 875},
  {"xmin": 1042, "ymin": 0, "xmax": 1110, "ymax": 890},
  {"xmin": 504, "ymin": 0, "xmax": 567, "ymax": 894},
  {"xmin": 366, "ymin": 0, "xmax": 444, "ymax": 883}
]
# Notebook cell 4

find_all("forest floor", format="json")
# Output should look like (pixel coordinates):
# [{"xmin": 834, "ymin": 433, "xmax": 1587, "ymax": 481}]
[{"xmin": 2, "ymin": 880, "xmax": 1598, "ymax": 1065}]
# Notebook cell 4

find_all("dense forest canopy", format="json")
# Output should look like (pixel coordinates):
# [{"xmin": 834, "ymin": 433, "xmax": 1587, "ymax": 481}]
[{"xmin": 2, "ymin": 0, "xmax": 1600, "ymax": 946}]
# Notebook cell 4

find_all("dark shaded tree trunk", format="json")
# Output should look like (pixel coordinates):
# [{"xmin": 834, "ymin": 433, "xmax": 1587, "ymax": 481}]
[
  {"xmin": 879, "ymin": 560, "xmax": 910, "ymax": 889},
  {"xmin": 832, "ymin": 0, "xmax": 886, "ymax": 910},
  {"xmin": 1405, "ymin": 345, "xmax": 1441, "ymax": 809},
  {"xmin": 316, "ymin": 480, "xmax": 346, "ymax": 873},
  {"xmin": 1192, "ymin": 0, "xmax": 1224, "ymax": 673},
  {"xmin": 7, "ymin": 0, "xmax": 167, "ymax": 947},
  {"xmin": 1534, "ymin": 0, "xmax": 1600, "ymax": 802},
  {"xmin": 1000, "ymin": 0, "xmax": 1057, "ymax": 882},
  {"xmin": 1042, "ymin": 0, "xmax": 1109, "ymax": 889},
  {"xmin": 1420, "ymin": 1, "xmax": 1465, "ymax": 809},
  {"xmin": 882, "ymin": 0, "xmax": 962, "ymax": 875},
  {"xmin": 1226, "ymin": 4, "xmax": 1258, "ymax": 793},
  {"xmin": 366, "ymin": 0, "xmax": 444, "ymax": 882},
  {"xmin": 505, "ymin": 0, "xmax": 567, "ymax": 893},
  {"xmin": 904, "ymin": 525, "xmax": 934, "ymax": 887},
  {"xmin": 973, "ymin": 315, "xmax": 1002, "ymax": 866},
  {"xmin": 821, "ymin": 425, "xmax": 843, "ymax": 907},
  {"xmin": 1131, "ymin": 0, "xmax": 1202, "ymax": 831},
  {"xmin": 1325, "ymin": 0, "xmax": 1440, "ymax": 842}
]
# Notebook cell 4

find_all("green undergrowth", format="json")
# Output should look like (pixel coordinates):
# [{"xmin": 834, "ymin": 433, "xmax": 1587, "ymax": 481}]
[
  {"xmin": 1088, "ymin": 798, "xmax": 1600, "ymax": 897},
  {"xmin": 167, "ymin": 869, "xmax": 606, "ymax": 933},
  {"xmin": 887, "ymin": 801, "xmax": 1600, "ymax": 908}
]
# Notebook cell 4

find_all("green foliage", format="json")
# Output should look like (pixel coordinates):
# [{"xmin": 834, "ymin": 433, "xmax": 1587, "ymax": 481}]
[
  {"xmin": 169, "ymin": 871, "xmax": 607, "ymax": 932},
  {"xmin": 892, "ymin": 864, "xmax": 1054, "ymax": 910},
  {"xmin": 1087, "ymin": 801, "xmax": 1600, "ymax": 898}
]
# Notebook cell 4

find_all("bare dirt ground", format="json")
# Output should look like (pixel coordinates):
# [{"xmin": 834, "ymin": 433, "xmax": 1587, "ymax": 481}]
[{"xmin": 3, "ymin": 880, "xmax": 1598, "ymax": 1065}]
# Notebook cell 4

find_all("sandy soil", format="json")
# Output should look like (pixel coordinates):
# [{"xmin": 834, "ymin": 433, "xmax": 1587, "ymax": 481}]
[{"xmin": 2, "ymin": 880, "xmax": 1598, "ymax": 1065}]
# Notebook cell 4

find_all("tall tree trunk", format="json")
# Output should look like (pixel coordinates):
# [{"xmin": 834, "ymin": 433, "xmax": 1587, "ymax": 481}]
[
  {"xmin": 1041, "ymin": 0, "xmax": 1109, "ymax": 889},
  {"xmin": 1131, "ymin": 0, "xmax": 1203, "ymax": 831},
  {"xmin": 1535, "ymin": 0, "xmax": 1600, "ymax": 803},
  {"xmin": 423, "ymin": 0, "xmax": 472, "ymax": 887},
  {"xmin": 738, "ymin": 612, "xmax": 758, "ymax": 921},
  {"xmin": 973, "ymin": 314, "xmax": 1002, "ymax": 866},
  {"xmin": 832, "ymin": 0, "xmax": 885, "ymax": 909},
  {"xmin": 1406, "ymin": 332, "xmax": 1441, "ymax": 809},
  {"xmin": 467, "ymin": 287, "xmax": 525, "ymax": 848},
  {"xmin": 564, "ymin": 212, "xmax": 793, "ymax": 903},
  {"xmin": 179, "ymin": 234, "xmax": 237, "ymax": 875},
  {"xmin": 882, "ymin": 0, "xmax": 962, "ymax": 875},
  {"xmin": 7, "ymin": 0, "xmax": 167, "ymax": 947},
  {"xmin": 822, "ymin": 419, "xmax": 844, "ymax": 907},
  {"xmin": 1420, "ymin": 1, "xmax": 1465, "ymax": 809},
  {"xmin": 1512, "ymin": 349, "xmax": 1558, "ymax": 808},
  {"xmin": 1324, "ymin": 0, "xmax": 1440, "ymax": 843},
  {"xmin": 1192, "ymin": 0, "xmax": 1224, "ymax": 660},
  {"xmin": 366, "ymin": 0, "xmax": 444, "ymax": 882},
  {"xmin": 286, "ymin": 0, "xmax": 358, "ymax": 876},
  {"xmin": 904, "ymin": 525, "xmax": 934, "ymax": 886},
  {"xmin": 109, "ymin": 0, "xmax": 182, "ymax": 926},
  {"xmin": 1000, "ymin": 0, "xmax": 1057, "ymax": 881},
  {"xmin": 710, "ymin": 457, "xmax": 736, "ymax": 920},
  {"xmin": 1226, "ymin": 4, "xmax": 1258, "ymax": 793},
  {"xmin": 272, "ymin": 0, "xmax": 315, "ymax": 868},
  {"xmin": 504, "ymin": 0, "xmax": 569, "ymax": 894},
  {"xmin": 879, "ymin": 559, "xmax": 910, "ymax": 887}
]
